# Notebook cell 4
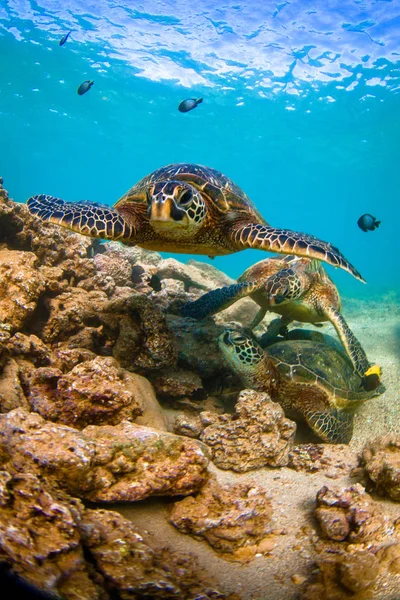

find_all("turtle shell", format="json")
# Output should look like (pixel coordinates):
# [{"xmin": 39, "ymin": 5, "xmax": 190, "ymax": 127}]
[
  {"xmin": 266, "ymin": 338, "xmax": 380, "ymax": 404},
  {"xmin": 115, "ymin": 163, "xmax": 266, "ymax": 222}
]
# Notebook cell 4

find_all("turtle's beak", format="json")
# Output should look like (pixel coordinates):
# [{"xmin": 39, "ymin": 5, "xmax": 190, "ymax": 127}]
[{"xmin": 148, "ymin": 196, "xmax": 188, "ymax": 229}]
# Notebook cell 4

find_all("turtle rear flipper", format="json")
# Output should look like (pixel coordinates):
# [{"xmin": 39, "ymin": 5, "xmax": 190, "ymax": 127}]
[
  {"xmin": 304, "ymin": 407, "xmax": 354, "ymax": 444},
  {"xmin": 232, "ymin": 224, "xmax": 365, "ymax": 283},
  {"xmin": 321, "ymin": 304, "xmax": 380, "ymax": 388},
  {"xmin": 27, "ymin": 195, "xmax": 135, "ymax": 242},
  {"xmin": 180, "ymin": 281, "xmax": 259, "ymax": 320}
]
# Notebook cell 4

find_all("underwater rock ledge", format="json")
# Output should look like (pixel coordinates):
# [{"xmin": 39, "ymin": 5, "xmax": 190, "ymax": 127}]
[{"xmin": 0, "ymin": 178, "xmax": 399, "ymax": 599}]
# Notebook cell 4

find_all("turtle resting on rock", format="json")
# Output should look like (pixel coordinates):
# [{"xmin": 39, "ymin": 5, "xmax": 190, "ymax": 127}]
[
  {"xmin": 218, "ymin": 328, "xmax": 384, "ymax": 443},
  {"xmin": 181, "ymin": 255, "xmax": 379, "ymax": 387},
  {"xmin": 27, "ymin": 163, "xmax": 363, "ymax": 281}
]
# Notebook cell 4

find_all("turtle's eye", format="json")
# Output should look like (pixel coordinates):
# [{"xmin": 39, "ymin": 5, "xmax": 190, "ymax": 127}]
[
  {"xmin": 179, "ymin": 189, "xmax": 192, "ymax": 205},
  {"xmin": 232, "ymin": 334, "xmax": 246, "ymax": 343}
]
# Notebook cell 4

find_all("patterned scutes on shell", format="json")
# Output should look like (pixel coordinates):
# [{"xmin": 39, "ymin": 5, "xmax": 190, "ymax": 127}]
[
  {"xmin": 267, "ymin": 340, "xmax": 379, "ymax": 403},
  {"xmin": 116, "ymin": 162, "xmax": 265, "ymax": 220}
]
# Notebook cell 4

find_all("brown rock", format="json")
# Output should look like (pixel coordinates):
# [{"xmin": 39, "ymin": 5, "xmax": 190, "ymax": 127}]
[
  {"xmin": 40, "ymin": 288, "xmax": 107, "ymax": 344},
  {"xmin": 200, "ymin": 389, "xmax": 296, "ymax": 471},
  {"xmin": 173, "ymin": 413, "xmax": 203, "ymax": 438},
  {"xmin": 28, "ymin": 356, "xmax": 143, "ymax": 428},
  {"xmin": 0, "ymin": 248, "xmax": 46, "ymax": 332},
  {"xmin": 6, "ymin": 332, "xmax": 53, "ymax": 367},
  {"xmin": 151, "ymin": 367, "xmax": 204, "ymax": 400},
  {"xmin": 361, "ymin": 434, "xmax": 400, "ymax": 502},
  {"xmin": 103, "ymin": 294, "xmax": 177, "ymax": 372},
  {"xmin": 169, "ymin": 478, "xmax": 272, "ymax": 556},
  {"xmin": 0, "ymin": 357, "xmax": 28, "ymax": 413},
  {"xmin": 94, "ymin": 251, "xmax": 133, "ymax": 286},
  {"xmin": 315, "ymin": 483, "xmax": 389, "ymax": 543},
  {"xmin": 81, "ymin": 508, "xmax": 227, "ymax": 599},
  {"xmin": 0, "ymin": 470, "xmax": 227, "ymax": 600},
  {"xmin": 338, "ymin": 549, "xmax": 380, "ymax": 592},
  {"xmin": 288, "ymin": 443, "xmax": 358, "ymax": 478},
  {"xmin": 167, "ymin": 314, "xmax": 228, "ymax": 379},
  {"xmin": 0, "ymin": 409, "xmax": 209, "ymax": 502},
  {"xmin": 377, "ymin": 543, "xmax": 400, "ymax": 574},
  {"xmin": 301, "ymin": 553, "xmax": 378, "ymax": 600},
  {"xmin": 0, "ymin": 471, "xmax": 101, "ymax": 599}
]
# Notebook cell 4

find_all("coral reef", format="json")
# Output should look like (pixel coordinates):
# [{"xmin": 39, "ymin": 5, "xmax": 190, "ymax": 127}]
[
  {"xmin": 0, "ymin": 470, "xmax": 228, "ymax": 599},
  {"xmin": 0, "ymin": 179, "xmax": 399, "ymax": 599},
  {"xmin": 200, "ymin": 389, "xmax": 296, "ymax": 470},
  {"xmin": 300, "ymin": 483, "xmax": 400, "ymax": 599},
  {"xmin": 0, "ymin": 409, "xmax": 210, "ymax": 502},
  {"xmin": 361, "ymin": 434, "xmax": 400, "ymax": 502},
  {"xmin": 314, "ymin": 483, "xmax": 389, "ymax": 543},
  {"xmin": 169, "ymin": 478, "xmax": 273, "ymax": 560}
]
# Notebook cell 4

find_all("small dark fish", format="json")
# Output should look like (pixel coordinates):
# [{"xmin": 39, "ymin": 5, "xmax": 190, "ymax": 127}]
[
  {"xmin": 77, "ymin": 80, "xmax": 94, "ymax": 96},
  {"xmin": 59, "ymin": 30, "xmax": 72, "ymax": 46},
  {"xmin": 357, "ymin": 213, "xmax": 381, "ymax": 232},
  {"xmin": 178, "ymin": 98, "xmax": 203, "ymax": 113}
]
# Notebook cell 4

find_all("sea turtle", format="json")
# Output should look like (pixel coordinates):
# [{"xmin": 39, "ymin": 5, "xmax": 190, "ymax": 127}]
[
  {"xmin": 218, "ymin": 328, "xmax": 384, "ymax": 443},
  {"xmin": 26, "ymin": 163, "xmax": 364, "ymax": 280},
  {"xmin": 181, "ymin": 255, "xmax": 379, "ymax": 387}
]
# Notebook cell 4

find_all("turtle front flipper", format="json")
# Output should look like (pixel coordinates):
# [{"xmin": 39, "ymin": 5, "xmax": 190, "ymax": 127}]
[
  {"xmin": 322, "ymin": 305, "xmax": 381, "ymax": 390},
  {"xmin": 180, "ymin": 281, "xmax": 259, "ymax": 320},
  {"xmin": 27, "ymin": 195, "xmax": 135, "ymax": 243},
  {"xmin": 304, "ymin": 407, "xmax": 354, "ymax": 443},
  {"xmin": 232, "ymin": 224, "xmax": 365, "ymax": 283}
]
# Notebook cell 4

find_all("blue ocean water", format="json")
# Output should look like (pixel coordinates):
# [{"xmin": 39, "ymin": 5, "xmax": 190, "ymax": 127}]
[{"xmin": 1, "ymin": 0, "xmax": 399, "ymax": 299}]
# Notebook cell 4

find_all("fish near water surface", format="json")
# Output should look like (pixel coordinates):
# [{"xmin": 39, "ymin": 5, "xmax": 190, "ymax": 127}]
[
  {"xmin": 357, "ymin": 214, "xmax": 381, "ymax": 232},
  {"xmin": 77, "ymin": 80, "xmax": 94, "ymax": 96},
  {"xmin": 59, "ymin": 30, "xmax": 72, "ymax": 46},
  {"xmin": 178, "ymin": 98, "xmax": 203, "ymax": 113}
]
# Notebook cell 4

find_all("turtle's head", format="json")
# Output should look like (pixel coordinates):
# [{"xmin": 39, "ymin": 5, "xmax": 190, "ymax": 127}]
[
  {"xmin": 218, "ymin": 329, "xmax": 264, "ymax": 383},
  {"xmin": 147, "ymin": 180, "xmax": 206, "ymax": 235}
]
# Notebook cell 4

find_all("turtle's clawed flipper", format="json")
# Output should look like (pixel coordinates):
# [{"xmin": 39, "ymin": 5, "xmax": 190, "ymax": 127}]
[
  {"xmin": 180, "ymin": 281, "xmax": 259, "ymax": 320},
  {"xmin": 233, "ymin": 224, "xmax": 365, "ymax": 283},
  {"xmin": 322, "ymin": 304, "xmax": 381, "ymax": 390},
  {"xmin": 304, "ymin": 407, "xmax": 354, "ymax": 444},
  {"xmin": 27, "ymin": 195, "xmax": 135, "ymax": 243}
]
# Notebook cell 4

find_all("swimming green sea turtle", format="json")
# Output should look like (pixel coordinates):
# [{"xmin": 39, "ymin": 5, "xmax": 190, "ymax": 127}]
[
  {"xmin": 181, "ymin": 255, "xmax": 379, "ymax": 386},
  {"xmin": 218, "ymin": 329, "xmax": 384, "ymax": 443},
  {"xmin": 27, "ymin": 163, "xmax": 364, "ymax": 280}
]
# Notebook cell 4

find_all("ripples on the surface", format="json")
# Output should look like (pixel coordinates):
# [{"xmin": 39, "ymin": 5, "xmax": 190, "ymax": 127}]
[{"xmin": 1, "ymin": 0, "xmax": 400, "ymax": 96}]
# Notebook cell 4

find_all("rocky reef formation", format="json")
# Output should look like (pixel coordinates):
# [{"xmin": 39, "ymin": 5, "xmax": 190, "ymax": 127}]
[
  {"xmin": 0, "ymin": 179, "xmax": 399, "ymax": 599},
  {"xmin": 169, "ymin": 478, "xmax": 274, "ymax": 561},
  {"xmin": 301, "ymin": 483, "xmax": 400, "ymax": 599},
  {"xmin": 195, "ymin": 389, "xmax": 295, "ymax": 471},
  {"xmin": 361, "ymin": 434, "xmax": 400, "ymax": 502}
]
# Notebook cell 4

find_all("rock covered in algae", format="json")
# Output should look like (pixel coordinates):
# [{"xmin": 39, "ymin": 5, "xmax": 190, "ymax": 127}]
[
  {"xmin": 80, "ymin": 508, "xmax": 232, "ymax": 600},
  {"xmin": 361, "ymin": 434, "xmax": 400, "ymax": 502},
  {"xmin": 300, "ymin": 483, "xmax": 400, "ymax": 600},
  {"xmin": 301, "ymin": 550, "xmax": 380, "ymax": 599},
  {"xmin": 0, "ymin": 471, "xmax": 99, "ymax": 599},
  {"xmin": 199, "ymin": 389, "xmax": 296, "ymax": 471},
  {"xmin": 0, "ymin": 470, "xmax": 230, "ymax": 600},
  {"xmin": 169, "ymin": 478, "xmax": 273, "ymax": 559},
  {"xmin": 0, "ymin": 249, "xmax": 46, "ymax": 333},
  {"xmin": 27, "ymin": 356, "xmax": 143, "ymax": 428},
  {"xmin": 0, "ymin": 409, "xmax": 210, "ymax": 502},
  {"xmin": 315, "ymin": 483, "xmax": 390, "ymax": 543},
  {"xmin": 288, "ymin": 443, "xmax": 359, "ymax": 478}
]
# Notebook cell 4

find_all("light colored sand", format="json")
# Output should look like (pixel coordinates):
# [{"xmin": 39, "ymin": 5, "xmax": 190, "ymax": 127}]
[{"xmin": 116, "ymin": 301, "xmax": 400, "ymax": 600}]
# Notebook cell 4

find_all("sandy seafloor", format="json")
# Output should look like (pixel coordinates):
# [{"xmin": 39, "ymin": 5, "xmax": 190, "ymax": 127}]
[{"xmin": 116, "ymin": 295, "xmax": 400, "ymax": 600}]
